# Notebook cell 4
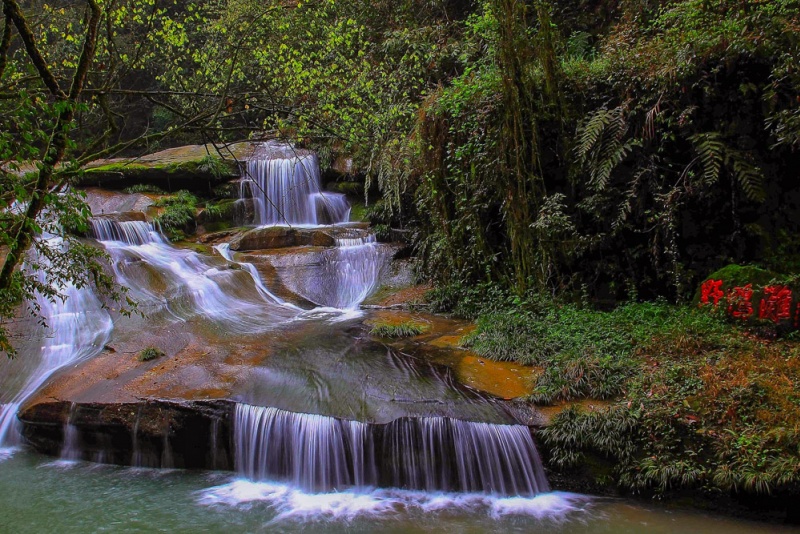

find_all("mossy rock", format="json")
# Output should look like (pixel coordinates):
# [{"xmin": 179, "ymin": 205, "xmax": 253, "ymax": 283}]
[
  {"xmin": 326, "ymin": 181, "xmax": 362, "ymax": 196},
  {"xmin": 349, "ymin": 201, "xmax": 368, "ymax": 222},
  {"xmin": 694, "ymin": 264, "xmax": 799, "ymax": 331},
  {"xmin": 693, "ymin": 265, "xmax": 788, "ymax": 303},
  {"xmin": 78, "ymin": 143, "xmax": 254, "ymax": 192},
  {"xmin": 198, "ymin": 199, "xmax": 238, "ymax": 224},
  {"xmin": 707, "ymin": 264, "xmax": 782, "ymax": 289}
]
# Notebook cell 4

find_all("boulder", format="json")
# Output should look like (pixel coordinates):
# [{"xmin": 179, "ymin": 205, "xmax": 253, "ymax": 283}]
[
  {"xmin": 229, "ymin": 224, "xmax": 373, "ymax": 251},
  {"xmin": 84, "ymin": 188, "xmax": 154, "ymax": 215},
  {"xmin": 77, "ymin": 142, "xmax": 257, "ymax": 192},
  {"xmin": 695, "ymin": 264, "xmax": 799, "ymax": 333},
  {"xmin": 91, "ymin": 211, "xmax": 147, "ymax": 223}
]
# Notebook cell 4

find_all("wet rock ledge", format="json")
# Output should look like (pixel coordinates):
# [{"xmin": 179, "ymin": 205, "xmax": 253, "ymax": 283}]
[{"xmin": 20, "ymin": 399, "xmax": 234, "ymax": 470}]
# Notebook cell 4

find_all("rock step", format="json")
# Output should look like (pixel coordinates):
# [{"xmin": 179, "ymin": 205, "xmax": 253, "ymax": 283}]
[{"xmin": 229, "ymin": 224, "xmax": 372, "ymax": 251}]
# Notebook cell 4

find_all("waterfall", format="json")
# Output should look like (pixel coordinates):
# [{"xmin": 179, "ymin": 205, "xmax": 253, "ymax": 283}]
[
  {"xmin": 267, "ymin": 238, "xmax": 390, "ymax": 310},
  {"xmin": 241, "ymin": 146, "xmax": 349, "ymax": 226},
  {"xmin": 0, "ymin": 238, "xmax": 113, "ymax": 450},
  {"xmin": 334, "ymin": 234, "xmax": 377, "ymax": 247},
  {"xmin": 232, "ymin": 143, "xmax": 392, "ymax": 310},
  {"xmin": 234, "ymin": 404, "xmax": 549, "ymax": 495},
  {"xmin": 89, "ymin": 218, "xmax": 160, "ymax": 245},
  {"xmin": 89, "ymin": 219, "xmax": 296, "ymax": 329},
  {"xmin": 213, "ymin": 243, "xmax": 299, "ymax": 310},
  {"xmin": 60, "ymin": 403, "xmax": 81, "ymax": 461}
]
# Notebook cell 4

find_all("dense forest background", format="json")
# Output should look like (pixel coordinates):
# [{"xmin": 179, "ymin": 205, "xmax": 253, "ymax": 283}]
[{"xmin": 2, "ymin": 0, "xmax": 800, "ymax": 306}]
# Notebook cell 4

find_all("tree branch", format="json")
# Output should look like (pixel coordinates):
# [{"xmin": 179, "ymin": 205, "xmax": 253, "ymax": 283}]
[
  {"xmin": 0, "ymin": 0, "xmax": 102, "ymax": 295},
  {"xmin": 0, "ymin": 4, "xmax": 13, "ymax": 80},
  {"xmin": 2, "ymin": 0, "xmax": 65, "ymax": 97}
]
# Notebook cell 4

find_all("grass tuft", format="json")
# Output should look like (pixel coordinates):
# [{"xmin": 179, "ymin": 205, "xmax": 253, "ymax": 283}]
[
  {"xmin": 123, "ymin": 184, "xmax": 166, "ymax": 194},
  {"xmin": 138, "ymin": 347, "xmax": 165, "ymax": 362},
  {"xmin": 370, "ymin": 320, "xmax": 429, "ymax": 338}
]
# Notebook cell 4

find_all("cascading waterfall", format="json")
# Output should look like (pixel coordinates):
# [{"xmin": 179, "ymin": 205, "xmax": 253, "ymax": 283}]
[
  {"xmin": 0, "ymin": 238, "xmax": 113, "ymax": 451},
  {"xmin": 60, "ymin": 403, "xmax": 81, "ymax": 461},
  {"xmin": 89, "ymin": 218, "xmax": 155, "ymax": 245},
  {"xmin": 232, "ymin": 143, "xmax": 394, "ymax": 310},
  {"xmin": 234, "ymin": 403, "xmax": 549, "ymax": 495},
  {"xmin": 89, "ymin": 219, "xmax": 296, "ymax": 329},
  {"xmin": 213, "ymin": 243, "xmax": 298, "ymax": 310},
  {"xmin": 241, "ymin": 145, "xmax": 349, "ymax": 226},
  {"xmin": 266, "ymin": 236, "xmax": 390, "ymax": 310}
]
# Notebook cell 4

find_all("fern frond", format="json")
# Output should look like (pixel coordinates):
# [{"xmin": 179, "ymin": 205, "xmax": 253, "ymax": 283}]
[
  {"xmin": 689, "ymin": 132, "xmax": 725, "ymax": 187},
  {"xmin": 727, "ymin": 150, "xmax": 766, "ymax": 203},
  {"xmin": 576, "ymin": 108, "xmax": 613, "ymax": 162},
  {"xmin": 576, "ymin": 105, "xmax": 631, "ymax": 191},
  {"xmin": 689, "ymin": 132, "xmax": 765, "ymax": 202}
]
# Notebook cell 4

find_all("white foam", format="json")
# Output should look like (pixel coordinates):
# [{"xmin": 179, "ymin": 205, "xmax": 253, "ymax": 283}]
[
  {"xmin": 299, "ymin": 307, "xmax": 365, "ymax": 322},
  {"xmin": 41, "ymin": 459, "xmax": 82, "ymax": 469},
  {"xmin": 197, "ymin": 479, "xmax": 590, "ymax": 523},
  {"xmin": 0, "ymin": 447, "xmax": 16, "ymax": 462}
]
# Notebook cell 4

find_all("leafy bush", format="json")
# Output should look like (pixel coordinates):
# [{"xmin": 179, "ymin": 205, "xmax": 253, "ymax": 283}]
[
  {"xmin": 197, "ymin": 155, "xmax": 229, "ymax": 179},
  {"xmin": 534, "ymin": 298, "xmax": 800, "ymax": 499},
  {"xmin": 464, "ymin": 298, "xmax": 728, "ymax": 404},
  {"xmin": 153, "ymin": 190, "xmax": 198, "ymax": 241},
  {"xmin": 123, "ymin": 184, "xmax": 166, "ymax": 194}
]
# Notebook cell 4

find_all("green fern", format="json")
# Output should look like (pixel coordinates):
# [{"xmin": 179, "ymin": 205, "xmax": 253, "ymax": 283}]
[
  {"xmin": 689, "ymin": 133, "xmax": 765, "ymax": 202},
  {"xmin": 576, "ymin": 106, "xmax": 636, "ymax": 191}
]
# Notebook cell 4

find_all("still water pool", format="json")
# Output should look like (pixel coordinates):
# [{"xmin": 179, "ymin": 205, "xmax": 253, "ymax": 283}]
[{"xmin": 0, "ymin": 449, "xmax": 795, "ymax": 534}]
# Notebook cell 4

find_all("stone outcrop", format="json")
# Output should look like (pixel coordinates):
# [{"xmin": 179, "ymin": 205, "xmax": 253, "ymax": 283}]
[
  {"xmin": 91, "ymin": 211, "xmax": 147, "ymax": 223},
  {"xmin": 77, "ymin": 143, "xmax": 257, "ymax": 192},
  {"xmin": 229, "ymin": 223, "xmax": 371, "ymax": 251}
]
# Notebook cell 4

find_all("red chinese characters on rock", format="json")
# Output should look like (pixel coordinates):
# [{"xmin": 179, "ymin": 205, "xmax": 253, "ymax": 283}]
[
  {"xmin": 727, "ymin": 284, "xmax": 754, "ymax": 320},
  {"xmin": 758, "ymin": 285, "xmax": 792, "ymax": 324},
  {"xmin": 699, "ymin": 279, "xmax": 725, "ymax": 307}
]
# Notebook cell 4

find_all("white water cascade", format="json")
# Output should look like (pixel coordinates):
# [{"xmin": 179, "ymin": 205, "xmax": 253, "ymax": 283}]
[
  {"xmin": 89, "ymin": 219, "xmax": 297, "ymax": 330},
  {"xmin": 265, "ymin": 234, "xmax": 390, "ymax": 311},
  {"xmin": 241, "ymin": 144, "xmax": 349, "ymax": 226},
  {"xmin": 0, "ymin": 239, "xmax": 113, "ymax": 452},
  {"xmin": 236, "ymin": 143, "xmax": 392, "ymax": 310},
  {"xmin": 234, "ymin": 403, "xmax": 550, "ymax": 496}
]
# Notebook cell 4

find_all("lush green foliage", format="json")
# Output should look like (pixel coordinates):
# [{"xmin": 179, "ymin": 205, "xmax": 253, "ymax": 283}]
[
  {"xmin": 454, "ymin": 292, "xmax": 800, "ymax": 499},
  {"xmin": 122, "ymin": 184, "xmax": 166, "ymax": 195},
  {"xmin": 465, "ymin": 295, "xmax": 728, "ymax": 403},
  {"xmin": 374, "ymin": 0, "xmax": 800, "ymax": 300},
  {"xmin": 152, "ymin": 190, "xmax": 198, "ymax": 241}
]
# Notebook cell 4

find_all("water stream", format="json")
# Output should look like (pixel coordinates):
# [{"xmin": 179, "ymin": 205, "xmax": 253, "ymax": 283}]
[
  {"xmin": 235, "ymin": 403, "xmax": 548, "ymax": 495},
  {"xmin": 0, "ymin": 238, "xmax": 113, "ymax": 452},
  {"xmin": 0, "ymin": 145, "xmax": 792, "ymax": 531},
  {"xmin": 0, "ymin": 449, "xmax": 795, "ymax": 533}
]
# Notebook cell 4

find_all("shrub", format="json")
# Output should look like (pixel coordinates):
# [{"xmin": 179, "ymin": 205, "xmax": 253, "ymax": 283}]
[
  {"xmin": 123, "ymin": 184, "xmax": 166, "ymax": 194},
  {"xmin": 153, "ymin": 190, "xmax": 198, "ymax": 240}
]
